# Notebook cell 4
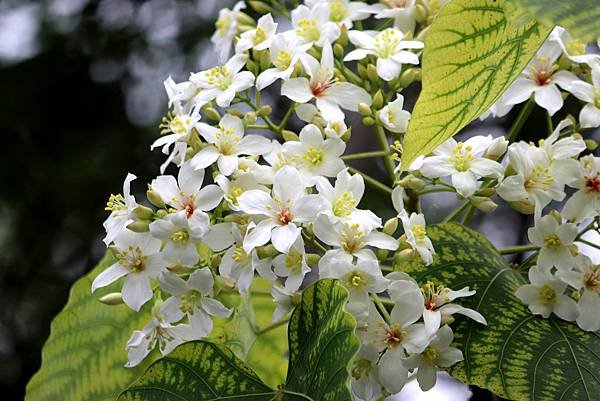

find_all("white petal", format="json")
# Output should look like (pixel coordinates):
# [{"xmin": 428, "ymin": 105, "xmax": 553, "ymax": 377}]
[
  {"xmin": 281, "ymin": 78, "xmax": 314, "ymax": 103},
  {"xmin": 534, "ymin": 84, "xmax": 563, "ymax": 115},
  {"xmin": 91, "ymin": 263, "xmax": 129, "ymax": 292},
  {"xmin": 376, "ymin": 57, "xmax": 402, "ymax": 81},
  {"xmin": 190, "ymin": 146, "xmax": 220, "ymax": 170},
  {"xmin": 243, "ymin": 219, "xmax": 277, "ymax": 253},
  {"xmin": 122, "ymin": 275, "xmax": 153, "ymax": 311},
  {"xmin": 271, "ymin": 224, "xmax": 301, "ymax": 253}
]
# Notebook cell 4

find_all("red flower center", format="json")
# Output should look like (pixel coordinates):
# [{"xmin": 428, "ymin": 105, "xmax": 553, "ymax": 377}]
[{"xmin": 585, "ymin": 174, "xmax": 600, "ymax": 193}]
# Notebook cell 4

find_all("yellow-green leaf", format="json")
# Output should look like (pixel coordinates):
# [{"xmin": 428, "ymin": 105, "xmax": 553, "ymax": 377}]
[
  {"xmin": 513, "ymin": 0, "xmax": 600, "ymax": 42},
  {"xmin": 25, "ymin": 254, "xmax": 157, "ymax": 401},
  {"xmin": 401, "ymin": 0, "xmax": 549, "ymax": 168},
  {"xmin": 396, "ymin": 223, "xmax": 600, "ymax": 401}
]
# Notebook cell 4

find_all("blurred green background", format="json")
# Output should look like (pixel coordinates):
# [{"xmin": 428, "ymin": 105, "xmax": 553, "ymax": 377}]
[{"xmin": 0, "ymin": 1, "xmax": 596, "ymax": 400}]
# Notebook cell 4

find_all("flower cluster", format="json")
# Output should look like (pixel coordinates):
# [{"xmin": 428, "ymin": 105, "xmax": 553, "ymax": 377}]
[{"xmin": 94, "ymin": 0, "xmax": 599, "ymax": 398}]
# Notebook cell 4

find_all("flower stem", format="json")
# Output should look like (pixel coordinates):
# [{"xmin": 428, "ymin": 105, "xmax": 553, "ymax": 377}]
[
  {"xmin": 347, "ymin": 166, "xmax": 393, "ymax": 194},
  {"xmin": 507, "ymin": 98, "xmax": 535, "ymax": 143},
  {"xmin": 302, "ymin": 230, "xmax": 327, "ymax": 253},
  {"xmin": 443, "ymin": 201, "xmax": 470, "ymax": 223},
  {"xmin": 371, "ymin": 294, "xmax": 392, "ymax": 322},
  {"xmin": 498, "ymin": 244, "xmax": 539, "ymax": 255},
  {"xmin": 545, "ymin": 111, "xmax": 554, "ymax": 135},
  {"xmin": 374, "ymin": 124, "xmax": 397, "ymax": 184},
  {"xmin": 577, "ymin": 238, "xmax": 600, "ymax": 250},
  {"xmin": 278, "ymin": 102, "xmax": 296, "ymax": 131},
  {"xmin": 341, "ymin": 150, "xmax": 390, "ymax": 160},
  {"xmin": 255, "ymin": 317, "xmax": 290, "ymax": 336}
]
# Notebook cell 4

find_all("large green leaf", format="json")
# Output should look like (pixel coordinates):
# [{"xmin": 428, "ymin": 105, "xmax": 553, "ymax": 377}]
[
  {"xmin": 513, "ymin": 0, "xmax": 600, "ymax": 42},
  {"xmin": 395, "ymin": 222, "xmax": 600, "ymax": 401},
  {"xmin": 401, "ymin": 0, "xmax": 549, "ymax": 168},
  {"xmin": 117, "ymin": 279, "xmax": 360, "ymax": 401},
  {"xmin": 285, "ymin": 278, "xmax": 360, "ymax": 401},
  {"xmin": 25, "ymin": 254, "xmax": 156, "ymax": 401}
]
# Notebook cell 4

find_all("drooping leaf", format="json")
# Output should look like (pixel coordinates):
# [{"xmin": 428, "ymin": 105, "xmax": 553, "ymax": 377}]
[
  {"xmin": 395, "ymin": 222, "xmax": 600, "ymax": 401},
  {"xmin": 117, "ymin": 279, "xmax": 360, "ymax": 401},
  {"xmin": 117, "ymin": 341, "xmax": 277, "ymax": 401},
  {"xmin": 25, "ymin": 254, "xmax": 157, "ymax": 401},
  {"xmin": 285, "ymin": 278, "xmax": 360, "ymax": 401},
  {"xmin": 512, "ymin": 0, "xmax": 600, "ymax": 42},
  {"xmin": 401, "ymin": 0, "xmax": 549, "ymax": 168},
  {"xmin": 211, "ymin": 277, "xmax": 288, "ymax": 387}
]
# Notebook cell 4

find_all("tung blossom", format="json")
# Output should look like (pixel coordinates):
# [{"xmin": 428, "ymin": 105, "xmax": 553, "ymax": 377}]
[
  {"xmin": 211, "ymin": 1, "xmax": 246, "ymax": 62},
  {"xmin": 291, "ymin": 3, "xmax": 341, "ymax": 46}
]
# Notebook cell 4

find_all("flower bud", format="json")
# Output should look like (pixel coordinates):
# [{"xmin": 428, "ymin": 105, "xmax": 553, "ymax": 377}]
[
  {"xmin": 399, "ymin": 68, "xmax": 421, "ymax": 87},
  {"xmin": 483, "ymin": 137, "xmax": 508, "ymax": 160},
  {"xmin": 415, "ymin": 4, "xmax": 428, "ymax": 23},
  {"xmin": 358, "ymin": 103, "xmax": 372, "ymax": 116},
  {"xmin": 357, "ymin": 63, "xmax": 368, "ymax": 80},
  {"xmin": 223, "ymin": 214, "xmax": 243, "ymax": 223},
  {"xmin": 217, "ymin": 275, "xmax": 236, "ymax": 291},
  {"xmin": 257, "ymin": 244, "xmax": 278, "ymax": 259},
  {"xmin": 132, "ymin": 205, "xmax": 154, "ymax": 220},
  {"xmin": 246, "ymin": 58, "xmax": 257, "ymax": 74},
  {"xmin": 210, "ymin": 254, "xmax": 222, "ymax": 269},
  {"xmin": 585, "ymin": 139, "xmax": 599, "ymax": 151},
  {"xmin": 257, "ymin": 104, "xmax": 272, "ymax": 117},
  {"xmin": 337, "ymin": 25, "xmax": 349, "ymax": 47},
  {"xmin": 259, "ymin": 49, "xmax": 271, "ymax": 70},
  {"xmin": 244, "ymin": 111, "xmax": 257, "ymax": 125},
  {"xmin": 440, "ymin": 314, "xmax": 455, "ymax": 325},
  {"xmin": 341, "ymin": 128, "xmax": 352, "ymax": 142},
  {"xmin": 372, "ymin": 90, "xmax": 384, "ymax": 110},
  {"xmin": 399, "ymin": 175, "xmax": 425, "ymax": 190},
  {"xmin": 509, "ymin": 200, "xmax": 534, "ymax": 215},
  {"xmin": 249, "ymin": 1, "xmax": 271, "ymax": 14},
  {"xmin": 237, "ymin": 12, "xmax": 256, "ymax": 27},
  {"xmin": 383, "ymin": 217, "xmax": 399, "ymax": 235},
  {"xmin": 204, "ymin": 106, "xmax": 221, "ymax": 122},
  {"xmin": 362, "ymin": 116, "xmax": 375, "ymax": 126},
  {"xmin": 395, "ymin": 248, "xmax": 417, "ymax": 262},
  {"xmin": 98, "ymin": 292, "xmax": 124, "ymax": 305},
  {"xmin": 282, "ymin": 130, "xmax": 300, "ymax": 141},
  {"xmin": 306, "ymin": 253, "xmax": 321, "ymax": 266},
  {"xmin": 570, "ymin": 290, "xmax": 581, "ymax": 301},
  {"xmin": 549, "ymin": 209, "xmax": 563, "ymax": 224},
  {"xmin": 146, "ymin": 189, "xmax": 166, "ymax": 208},
  {"xmin": 155, "ymin": 209, "xmax": 168, "ymax": 219},
  {"xmin": 227, "ymin": 108, "xmax": 245, "ymax": 118},
  {"xmin": 167, "ymin": 262, "xmax": 188, "ymax": 274},
  {"xmin": 333, "ymin": 43, "xmax": 345, "ymax": 59},
  {"xmin": 476, "ymin": 187, "xmax": 496, "ymax": 197},
  {"xmin": 367, "ymin": 64, "xmax": 379, "ymax": 84},
  {"xmin": 307, "ymin": 47, "xmax": 321, "ymax": 59},
  {"xmin": 376, "ymin": 248, "xmax": 389, "ymax": 260},
  {"xmin": 127, "ymin": 219, "xmax": 150, "ymax": 232},
  {"xmin": 470, "ymin": 196, "xmax": 498, "ymax": 213}
]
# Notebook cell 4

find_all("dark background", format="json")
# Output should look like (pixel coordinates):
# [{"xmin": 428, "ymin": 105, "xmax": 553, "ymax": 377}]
[{"xmin": 0, "ymin": 1, "xmax": 597, "ymax": 400}]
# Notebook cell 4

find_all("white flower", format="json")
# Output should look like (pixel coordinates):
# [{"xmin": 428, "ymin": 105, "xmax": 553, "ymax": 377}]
[
  {"xmin": 515, "ymin": 266, "xmax": 579, "ymax": 321},
  {"xmin": 306, "ymin": 0, "xmax": 375, "ymax": 28},
  {"xmin": 283, "ymin": 124, "xmax": 345, "ymax": 179},
  {"xmin": 271, "ymin": 284, "xmax": 296, "ymax": 322},
  {"xmin": 378, "ymin": 94, "xmax": 411, "ymax": 133},
  {"xmin": 366, "ymin": 301, "xmax": 427, "ymax": 394},
  {"xmin": 484, "ymin": 136, "xmax": 509, "ymax": 160},
  {"xmin": 314, "ymin": 215, "xmax": 397, "ymax": 265},
  {"xmin": 103, "ymin": 173, "xmax": 137, "ymax": 245},
  {"xmin": 159, "ymin": 268, "xmax": 231, "ymax": 336},
  {"xmin": 399, "ymin": 211, "xmax": 435, "ymax": 265},
  {"xmin": 559, "ymin": 255, "xmax": 600, "ymax": 331},
  {"xmin": 211, "ymin": 1, "xmax": 246, "ymax": 62},
  {"xmin": 256, "ymin": 34, "xmax": 312, "ymax": 90},
  {"xmin": 314, "ymin": 168, "xmax": 381, "ymax": 229},
  {"xmin": 527, "ymin": 214, "xmax": 577, "ymax": 271},
  {"xmin": 282, "ymin": 42, "xmax": 372, "ymax": 121},
  {"xmin": 371, "ymin": 0, "xmax": 417, "ymax": 33},
  {"xmin": 235, "ymin": 13, "xmax": 277, "ymax": 53},
  {"xmin": 561, "ymin": 59, "xmax": 600, "ymax": 128},
  {"xmin": 479, "ymin": 98, "xmax": 514, "ymax": 120},
  {"xmin": 419, "ymin": 135, "xmax": 504, "ymax": 198},
  {"xmin": 92, "ymin": 230, "xmax": 164, "ymax": 311},
  {"xmin": 204, "ymin": 223, "xmax": 275, "ymax": 294},
  {"xmin": 320, "ymin": 258, "xmax": 389, "ymax": 317},
  {"xmin": 191, "ymin": 114, "xmax": 272, "ymax": 175},
  {"xmin": 538, "ymin": 118, "xmax": 586, "ymax": 161},
  {"xmin": 125, "ymin": 301, "xmax": 194, "ymax": 367},
  {"xmin": 149, "ymin": 211, "xmax": 208, "ymax": 266},
  {"xmin": 273, "ymin": 236, "xmax": 311, "ymax": 292},
  {"xmin": 215, "ymin": 174, "xmax": 269, "ymax": 211},
  {"xmin": 237, "ymin": 166, "xmax": 326, "ymax": 253},
  {"xmin": 549, "ymin": 26, "xmax": 600, "ymax": 65},
  {"xmin": 324, "ymin": 119, "xmax": 348, "ymax": 138},
  {"xmin": 345, "ymin": 28, "xmax": 423, "ymax": 81},
  {"xmin": 150, "ymin": 161, "xmax": 224, "ymax": 217},
  {"xmin": 291, "ymin": 3, "xmax": 341, "ymax": 46},
  {"xmin": 497, "ymin": 144, "xmax": 573, "ymax": 219},
  {"xmin": 189, "ymin": 55, "xmax": 255, "ymax": 108},
  {"xmin": 351, "ymin": 344, "xmax": 382, "ymax": 401},
  {"xmin": 403, "ymin": 326, "xmax": 464, "ymax": 391},
  {"xmin": 501, "ymin": 40, "xmax": 581, "ymax": 115},
  {"xmin": 562, "ymin": 155, "xmax": 600, "ymax": 222}
]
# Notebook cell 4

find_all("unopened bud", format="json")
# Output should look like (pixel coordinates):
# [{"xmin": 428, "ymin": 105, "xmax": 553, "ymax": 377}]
[
  {"xmin": 258, "ymin": 49, "xmax": 271, "ymax": 70},
  {"xmin": 358, "ymin": 103, "xmax": 372, "ymax": 116},
  {"xmin": 383, "ymin": 217, "xmax": 398, "ymax": 235},
  {"xmin": 155, "ymin": 209, "xmax": 168, "ymax": 219},
  {"xmin": 362, "ymin": 116, "xmax": 375, "ymax": 126},
  {"xmin": 569, "ymin": 244, "xmax": 579, "ymax": 256},
  {"xmin": 99, "ymin": 292, "xmax": 124, "ymax": 305},
  {"xmin": 509, "ymin": 200, "xmax": 535, "ymax": 215},
  {"xmin": 373, "ymin": 90, "xmax": 384, "ymax": 110},
  {"xmin": 237, "ymin": 12, "xmax": 256, "ymax": 27},
  {"xmin": 282, "ymin": 130, "xmax": 300, "ymax": 141},
  {"xmin": 167, "ymin": 263, "xmax": 188, "ymax": 274},
  {"xmin": 224, "ymin": 214, "xmax": 243, "ymax": 223},
  {"xmin": 477, "ymin": 187, "xmax": 496, "ymax": 197},
  {"xmin": 571, "ymin": 290, "xmax": 581, "ymax": 301},
  {"xmin": 227, "ymin": 108, "xmax": 245, "ymax": 118},
  {"xmin": 484, "ymin": 137, "xmax": 508, "ymax": 160},
  {"xmin": 549, "ymin": 209, "xmax": 563, "ymax": 224},
  {"xmin": 399, "ymin": 68, "xmax": 422, "ymax": 88},
  {"xmin": 307, "ymin": 47, "xmax": 321, "ymax": 59},
  {"xmin": 585, "ymin": 139, "xmax": 599, "ymax": 151},
  {"xmin": 245, "ymin": 58, "xmax": 257, "ymax": 74},
  {"xmin": 367, "ymin": 64, "xmax": 379, "ymax": 83},
  {"xmin": 333, "ymin": 43, "xmax": 345, "ymax": 59},
  {"xmin": 211, "ymin": 255, "xmax": 222, "ymax": 269},
  {"xmin": 204, "ymin": 107, "xmax": 221, "ymax": 122},
  {"xmin": 357, "ymin": 63, "xmax": 368, "ymax": 80},
  {"xmin": 377, "ymin": 248, "xmax": 390, "ymax": 260},
  {"xmin": 257, "ymin": 104, "xmax": 272, "ymax": 116},
  {"xmin": 248, "ymin": 0, "xmax": 271, "ymax": 13},
  {"xmin": 244, "ymin": 111, "xmax": 257, "ymax": 125},
  {"xmin": 399, "ymin": 176, "xmax": 425, "ymax": 190},
  {"xmin": 440, "ymin": 314, "xmax": 455, "ymax": 325},
  {"xmin": 127, "ymin": 219, "xmax": 150, "ymax": 232},
  {"xmin": 395, "ymin": 248, "xmax": 417, "ymax": 262},
  {"xmin": 217, "ymin": 275, "xmax": 236, "ymax": 291},
  {"xmin": 470, "ymin": 196, "xmax": 497, "ymax": 213},
  {"xmin": 341, "ymin": 128, "xmax": 352, "ymax": 142},
  {"xmin": 132, "ymin": 205, "xmax": 154, "ymax": 220},
  {"xmin": 306, "ymin": 253, "xmax": 321, "ymax": 266},
  {"xmin": 415, "ymin": 4, "xmax": 428, "ymax": 23},
  {"xmin": 257, "ymin": 244, "xmax": 278, "ymax": 259},
  {"xmin": 146, "ymin": 189, "xmax": 165, "ymax": 208},
  {"xmin": 337, "ymin": 25, "xmax": 349, "ymax": 47}
]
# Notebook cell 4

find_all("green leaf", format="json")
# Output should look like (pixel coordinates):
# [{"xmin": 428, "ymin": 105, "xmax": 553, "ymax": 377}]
[
  {"xmin": 285, "ymin": 278, "xmax": 360, "ymax": 401},
  {"xmin": 401, "ymin": 0, "xmax": 549, "ymax": 168},
  {"xmin": 211, "ymin": 278, "xmax": 288, "ymax": 387},
  {"xmin": 117, "ymin": 341, "xmax": 277, "ymax": 401},
  {"xmin": 25, "ymin": 254, "xmax": 157, "ymax": 401},
  {"xmin": 117, "ymin": 279, "xmax": 360, "ymax": 401},
  {"xmin": 512, "ymin": 0, "xmax": 600, "ymax": 42},
  {"xmin": 395, "ymin": 222, "xmax": 600, "ymax": 401}
]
